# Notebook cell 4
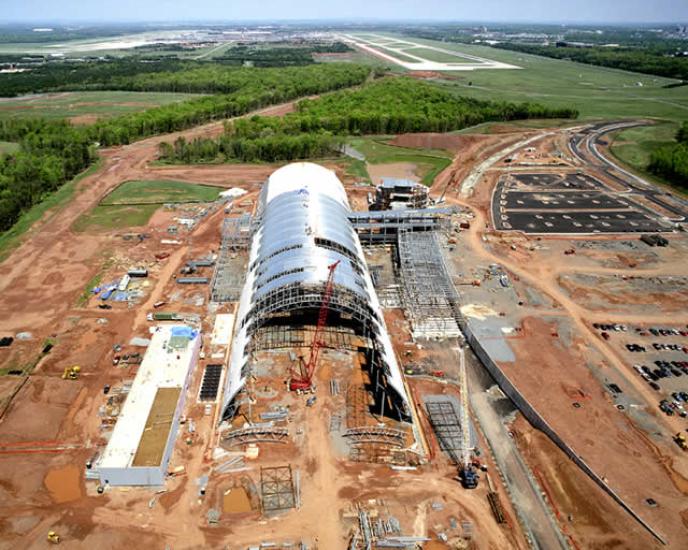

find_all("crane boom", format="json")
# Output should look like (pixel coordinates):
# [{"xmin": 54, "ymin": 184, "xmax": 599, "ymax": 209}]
[
  {"xmin": 289, "ymin": 260, "xmax": 340, "ymax": 392},
  {"xmin": 458, "ymin": 346, "xmax": 478, "ymax": 488}
]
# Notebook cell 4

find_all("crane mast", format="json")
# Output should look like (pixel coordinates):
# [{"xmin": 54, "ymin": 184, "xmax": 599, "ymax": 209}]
[
  {"xmin": 289, "ymin": 260, "xmax": 340, "ymax": 392},
  {"xmin": 458, "ymin": 346, "xmax": 478, "ymax": 488}
]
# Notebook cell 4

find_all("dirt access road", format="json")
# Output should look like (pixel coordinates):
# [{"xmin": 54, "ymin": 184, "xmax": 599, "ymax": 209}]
[{"xmin": 0, "ymin": 101, "xmax": 295, "ymax": 333}]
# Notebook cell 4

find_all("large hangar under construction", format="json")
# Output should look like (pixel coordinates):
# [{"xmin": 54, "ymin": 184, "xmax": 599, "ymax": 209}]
[{"xmin": 221, "ymin": 163, "xmax": 412, "ymax": 422}]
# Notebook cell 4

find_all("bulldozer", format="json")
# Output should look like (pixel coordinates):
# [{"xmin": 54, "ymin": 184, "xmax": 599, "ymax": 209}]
[
  {"xmin": 61, "ymin": 366, "xmax": 81, "ymax": 380},
  {"xmin": 674, "ymin": 432, "xmax": 688, "ymax": 451},
  {"xmin": 47, "ymin": 531, "xmax": 60, "ymax": 544}
]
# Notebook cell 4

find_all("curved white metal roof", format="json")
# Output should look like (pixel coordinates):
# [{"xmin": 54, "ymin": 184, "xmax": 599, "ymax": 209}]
[
  {"xmin": 263, "ymin": 162, "xmax": 349, "ymax": 208},
  {"xmin": 221, "ymin": 162, "xmax": 411, "ymax": 421}
]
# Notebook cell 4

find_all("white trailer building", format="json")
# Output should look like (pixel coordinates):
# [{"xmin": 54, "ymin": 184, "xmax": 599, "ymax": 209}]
[{"xmin": 97, "ymin": 325, "xmax": 201, "ymax": 486}]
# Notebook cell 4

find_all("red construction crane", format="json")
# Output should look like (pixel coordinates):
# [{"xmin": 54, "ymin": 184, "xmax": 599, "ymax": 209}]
[{"xmin": 289, "ymin": 260, "xmax": 340, "ymax": 392}]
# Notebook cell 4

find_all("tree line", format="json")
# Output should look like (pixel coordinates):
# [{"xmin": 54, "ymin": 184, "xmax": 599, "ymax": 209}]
[
  {"xmin": 88, "ymin": 63, "xmax": 371, "ymax": 145},
  {"xmin": 158, "ymin": 77, "xmax": 578, "ymax": 164},
  {"xmin": 492, "ymin": 43, "xmax": 688, "ymax": 82},
  {"xmin": 0, "ymin": 119, "xmax": 94, "ymax": 231},
  {"xmin": 0, "ymin": 46, "xmax": 360, "ymax": 98},
  {"xmin": 648, "ymin": 122, "xmax": 688, "ymax": 188},
  {"xmin": 0, "ymin": 63, "xmax": 372, "ymax": 232}
]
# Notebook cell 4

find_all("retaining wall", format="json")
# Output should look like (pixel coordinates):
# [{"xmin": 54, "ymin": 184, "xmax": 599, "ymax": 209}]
[{"xmin": 460, "ymin": 318, "xmax": 667, "ymax": 546}]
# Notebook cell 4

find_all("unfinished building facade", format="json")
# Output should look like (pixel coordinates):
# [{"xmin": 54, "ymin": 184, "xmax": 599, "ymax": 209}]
[{"xmin": 221, "ymin": 163, "xmax": 411, "ymax": 422}]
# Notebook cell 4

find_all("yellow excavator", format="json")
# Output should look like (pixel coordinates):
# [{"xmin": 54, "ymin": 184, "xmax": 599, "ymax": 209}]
[
  {"xmin": 47, "ymin": 531, "xmax": 60, "ymax": 544},
  {"xmin": 61, "ymin": 366, "xmax": 81, "ymax": 380}
]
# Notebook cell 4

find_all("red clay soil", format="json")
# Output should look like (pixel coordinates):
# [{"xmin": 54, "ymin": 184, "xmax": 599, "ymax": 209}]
[
  {"xmin": 501, "ymin": 316, "xmax": 688, "ymax": 545},
  {"xmin": 510, "ymin": 415, "xmax": 651, "ymax": 550}
]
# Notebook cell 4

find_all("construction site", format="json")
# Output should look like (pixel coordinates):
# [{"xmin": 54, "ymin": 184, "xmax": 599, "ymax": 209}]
[{"xmin": 1, "ymin": 108, "xmax": 688, "ymax": 550}]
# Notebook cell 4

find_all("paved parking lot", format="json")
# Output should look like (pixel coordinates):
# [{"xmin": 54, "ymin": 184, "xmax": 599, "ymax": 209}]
[
  {"xmin": 493, "ymin": 172, "xmax": 670, "ymax": 234},
  {"xmin": 593, "ymin": 323, "xmax": 688, "ymax": 421}
]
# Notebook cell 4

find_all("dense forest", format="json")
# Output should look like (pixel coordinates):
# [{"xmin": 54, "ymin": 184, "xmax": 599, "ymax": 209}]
[
  {"xmin": 158, "ymin": 77, "xmax": 578, "ymax": 163},
  {"xmin": 649, "ymin": 122, "xmax": 688, "ymax": 188},
  {"xmin": 89, "ymin": 64, "xmax": 371, "ymax": 145},
  {"xmin": 0, "ymin": 42, "xmax": 355, "ymax": 97},
  {"xmin": 491, "ymin": 43, "xmax": 688, "ymax": 81},
  {"xmin": 0, "ymin": 119, "xmax": 94, "ymax": 231},
  {"xmin": 212, "ymin": 42, "xmax": 353, "ymax": 67},
  {"xmin": 0, "ymin": 63, "xmax": 372, "ymax": 231}
]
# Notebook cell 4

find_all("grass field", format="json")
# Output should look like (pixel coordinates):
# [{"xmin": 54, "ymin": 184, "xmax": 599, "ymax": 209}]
[
  {"xmin": 73, "ymin": 204, "xmax": 160, "ymax": 231},
  {"xmin": 0, "ymin": 160, "xmax": 103, "ymax": 261},
  {"xmin": 349, "ymin": 137, "xmax": 452, "ymax": 186},
  {"xmin": 0, "ymin": 141, "xmax": 20, "ymax": 154},
  {"xmin": 75, "ymin": 179, "xmax": 221, "ymax": 231},
  {"xmin": 401, "ymin": 47, "xmax": 472, "ymax": 63},
  {"xmin": 370, "ymin": 34, "xmax": 688, "ymax": 121},
  {"xmin": 102, "ymin": 179, "xmax": 221, "ymax": 205},
  {"xmin": 608, "ymin": 122, "xmax": 687, "ymax": 196},
  {"xmin": 0, "ymin": 91, "xmax": 201, "ymax": 122},
  {"xmin": 610, "ymin": 122, "xmax": 679, "ymax": 170}
]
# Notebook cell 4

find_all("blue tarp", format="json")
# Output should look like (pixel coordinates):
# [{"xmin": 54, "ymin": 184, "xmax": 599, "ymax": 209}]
[{"xmin": 170, "ymin": 326, "xmax": 196, "ymax": 340}]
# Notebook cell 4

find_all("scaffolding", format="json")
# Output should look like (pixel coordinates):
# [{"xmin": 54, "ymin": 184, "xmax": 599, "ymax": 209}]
[
  {"xmin": 349, "ymin": 207, "xmax": 455, "ymax": 245},
  {"xmin": 397, "ymin": 231, "xmax": 462, "ymax": 338},
  {"xmin": 211, "ymin": 215, "xmax": 252, "ymax": 302}
]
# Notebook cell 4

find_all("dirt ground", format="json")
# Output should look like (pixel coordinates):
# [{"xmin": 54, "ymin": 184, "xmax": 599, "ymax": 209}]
[
  {"xmin": 2, "ymin": 108, "xmax": 687, "ymax": 549},
  {"xmin": 435, "ymin": 124, "xmax": 688, "ymax": 548}
]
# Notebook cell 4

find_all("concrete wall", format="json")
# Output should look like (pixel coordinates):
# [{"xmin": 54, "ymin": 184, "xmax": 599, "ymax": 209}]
[
  {"xmin": 98, "ymin": 332, "xmax": 201, "ymax": 488},
  {"xmin": 98, "ymin": 465, "xmax": 164, "ymax": 487},
  {"xmin": 461, "ymin": 318, "xmax": 666, "ymax": 545}
]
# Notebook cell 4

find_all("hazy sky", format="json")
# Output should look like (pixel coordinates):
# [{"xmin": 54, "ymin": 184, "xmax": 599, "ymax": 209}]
[{"xmin": 3, "ymin": 0, "xmax": 687, "ymax": 24}]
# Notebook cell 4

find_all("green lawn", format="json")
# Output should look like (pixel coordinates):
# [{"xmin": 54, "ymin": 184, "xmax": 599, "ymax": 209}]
[
  {"xmin": 401, "ymin": 47, "xmax": 472, "ymax": 64},
  {"xmin": 0, "ymin": 160, "xmax": 102, "ymax": 262},
  {"xmin": 74, "ymin": 179, "xmax": 221, "ymax": 231},
  {"xmin": 608, "ymin": 122, "xmax": 687, "ymax": 196},
  {"xmin": 610, "ymin": 122, "xmax": 679, "ymax": 169},
  {"xmin": 371, "ymin": 34, "xmax": 688, "ymax": 122},
  {"xmin": 0, "ymin": 91, "xmax": 202, "ymax": 122},
  {"xmin": 102, "ymin": 179, "xmax": 221, "ymax": 205},
  {"xmin": 349, "ymin": 136, "xmax": 453, "ymax": 186},
  {"xmin": 73, "ymin": 204, "xmax": 160, "ymax": 232},
  {"xmin": 0, "ymin": 141, "xmax": 19, "ymax": 154}
]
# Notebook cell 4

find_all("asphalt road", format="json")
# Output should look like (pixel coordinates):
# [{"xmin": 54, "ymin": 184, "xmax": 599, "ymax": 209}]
[{"xmin": 571, "ymin": 121, "xmax": 688, "ymax": 222}]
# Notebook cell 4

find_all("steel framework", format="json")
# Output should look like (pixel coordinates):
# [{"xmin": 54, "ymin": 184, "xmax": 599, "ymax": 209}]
[
  {"xmin": 211, "ymin": 215, "xmax": 252, "ymax": 302},
  {"xmin": 397, "ymin": 230, "xmax": 462, "ymax": 338},
  {"xmin": 425, "ymin": 401, "xmax": 463, "ymax": 464},
  {"xmin": 260, "ymin": 465, "xmax": 296, "ymax": 511},
  {"xmin": 221, "ymin": 163, "xmax": 412, "ymax": 423}
]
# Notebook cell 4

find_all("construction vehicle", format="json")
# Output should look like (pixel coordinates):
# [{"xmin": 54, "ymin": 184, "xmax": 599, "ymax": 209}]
[
  {"xmin": 675, "ymin": 432, "xmax": 688, "ymax": 451},
  {"xmin": 61, "ymin": 366, "xmax": 81, "ymax": 380},
  {"xmin": 47, "ymin": 531, "xmax": 60, "ymax": 544},
  {"xmin": 457, "ymin": 347, "xmax": 479, "ymax": 489},
  {"xmin": 289, "ymin": 261, "xmax": 339, "ymax": 392}
]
